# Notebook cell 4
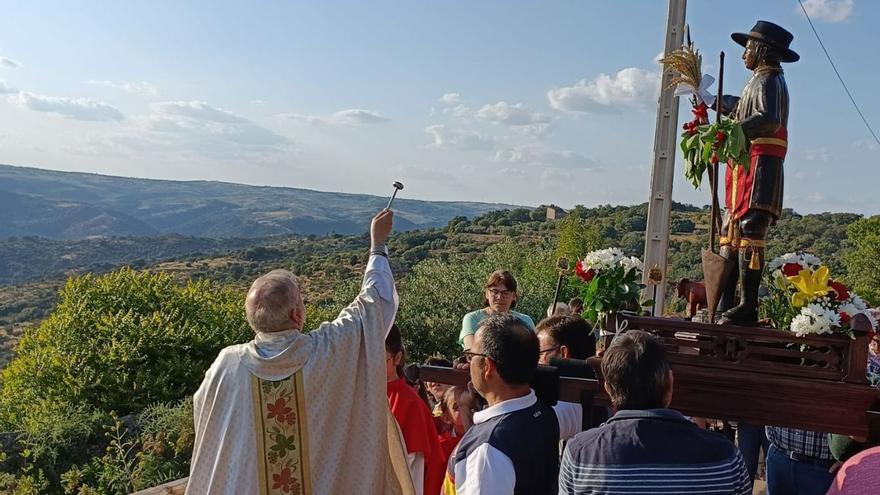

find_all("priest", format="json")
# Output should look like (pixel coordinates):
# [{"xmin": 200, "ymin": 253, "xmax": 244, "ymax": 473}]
[{"xmin": 186, "ymin": 209, "xmax": 415, "ymax": 495}]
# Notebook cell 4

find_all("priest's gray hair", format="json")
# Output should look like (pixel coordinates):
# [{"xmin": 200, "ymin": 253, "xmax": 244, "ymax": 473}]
[{"xmin": 245, "ymin": 269, "xmax": 301, "ymax": 333}]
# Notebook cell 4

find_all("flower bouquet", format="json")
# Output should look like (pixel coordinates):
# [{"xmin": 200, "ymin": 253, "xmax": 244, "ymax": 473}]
[
  {"xmin": 661, "ymin": 43, "xmax": 750, "ymax": 189},
  {"xmin": 574, "ymin": 248, "xmax": 649, "ymax": 329},
  {"xmin": 761, "ymin": 252, "xmax": 876, "ymax": 338}
]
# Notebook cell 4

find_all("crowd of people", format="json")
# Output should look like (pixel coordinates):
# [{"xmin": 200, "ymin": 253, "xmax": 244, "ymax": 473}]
[{"xmin": 184, "ymin": 210, "xmax": 878, "ymax": 495}]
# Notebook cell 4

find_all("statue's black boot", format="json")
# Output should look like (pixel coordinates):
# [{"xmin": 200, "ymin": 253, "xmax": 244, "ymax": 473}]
[{"xmin": 719, "ymin": 249, "xmax": 762, "ymax": 326}]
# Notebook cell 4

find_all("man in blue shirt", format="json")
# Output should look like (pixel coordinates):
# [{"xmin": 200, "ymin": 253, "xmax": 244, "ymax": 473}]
[
  {"xmin": 452, "ymin": 314, "xmax": 559, "ymax": 495},
  {"xmin": 559, "ymin": 330, "xmax": 751, "ymax": 495}
]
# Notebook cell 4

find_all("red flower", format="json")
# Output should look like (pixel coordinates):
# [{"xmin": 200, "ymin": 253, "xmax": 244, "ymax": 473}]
[
  {"xmin": 839, "ymin": 312, "xmax": 852, "ymax": 325},
  {"xmin": 267, "ymin": 398, "xmax": 293, "ymax": 424},
  {"xmin": 575, "ymin": 262, "xmax": 596, "ymax": 283},
  {"xmin": 715, "ymin": 131, "xmax": 726, "ymax": 142},
  {"xmin": 781, "ymin": 263, "xmax": 802, "ymax": 277},
  {"xmin": 272, "ymin": 467, "xmax": 294, "ymax": 493},
  {"xmin": 692, "ymin": 102, "xmax": 708, "ymax": 121},
  {"xmin": 829, "ymin": 280, "xmax": 850, "ymax": 301}
]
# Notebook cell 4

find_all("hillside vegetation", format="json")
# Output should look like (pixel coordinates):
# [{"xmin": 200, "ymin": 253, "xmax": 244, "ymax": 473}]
[{"xmin": 0, "ymin": 202, "xmax": 875, "ymax": 492}]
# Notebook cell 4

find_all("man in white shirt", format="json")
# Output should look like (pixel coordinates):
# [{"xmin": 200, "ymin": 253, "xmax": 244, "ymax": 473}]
[
  {"xmin": 452, "ymin": 314, "xmax": 559, "ymax": 495},
  {"xmin": 186, "ymin": 210, "xmax": 415, "ymax": 495},
  {"xmin": 537, "ymin": 315, "xmax": 597, "ymax": 441}
]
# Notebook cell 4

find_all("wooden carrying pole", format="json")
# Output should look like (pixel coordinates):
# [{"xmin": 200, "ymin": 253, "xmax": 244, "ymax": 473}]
[
  {"xmin": 701, "ymin": 51, "xmax": 734, "ymax": 322},
  {"xmin": 709, "ymin": 52, "xmax": 724, "ymax": 253}
]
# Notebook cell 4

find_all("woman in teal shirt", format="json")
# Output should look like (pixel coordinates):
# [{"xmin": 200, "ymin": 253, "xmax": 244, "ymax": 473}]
[{"xmin": 459, "ymin": 270, "xmax": 535, "ymax": 350}]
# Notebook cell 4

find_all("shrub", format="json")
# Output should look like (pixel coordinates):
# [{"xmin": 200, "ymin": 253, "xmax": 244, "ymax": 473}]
[{"xmin": 0, "ymin": 268, "xmax": 249, "ymax": 428}]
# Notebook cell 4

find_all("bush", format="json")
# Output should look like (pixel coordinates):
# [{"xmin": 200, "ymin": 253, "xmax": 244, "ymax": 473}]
[
  {"xmin": 844, "ymin": 215, "xmax": 880, "ymax": 306},
  {"xmin": 671, "ymin": 218, "xmax": 695, "ymax": 234},
  {"xmin": 0, "ymin": 268, "xmax": 249, "ymax": 428}
]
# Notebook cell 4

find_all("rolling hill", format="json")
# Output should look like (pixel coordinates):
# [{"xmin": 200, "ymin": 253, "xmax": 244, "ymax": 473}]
[{"xmin": 0, "ymin": 164, "xmax": 521, "ymax": 239}]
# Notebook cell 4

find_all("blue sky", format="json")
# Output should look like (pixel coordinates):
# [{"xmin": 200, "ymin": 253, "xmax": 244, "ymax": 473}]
[{"xmin": 0, "ymin": 0, "xmax": 877, "ymax": 214}]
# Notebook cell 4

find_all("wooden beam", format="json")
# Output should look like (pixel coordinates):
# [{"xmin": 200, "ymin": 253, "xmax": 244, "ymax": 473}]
[{"xmin": 642, "ymin": 0, "xmax": 687, "ymax": 313}]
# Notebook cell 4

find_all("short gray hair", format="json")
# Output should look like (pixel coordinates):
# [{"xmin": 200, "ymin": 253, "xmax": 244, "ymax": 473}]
[{"xmin": 245, "ymin": 269, "xmax": 301, "ymax": 333}]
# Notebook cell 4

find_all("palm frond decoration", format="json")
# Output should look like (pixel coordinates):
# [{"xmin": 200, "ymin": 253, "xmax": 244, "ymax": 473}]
[{"xmin": 660, "ymin": 43, "xmax": 703, "ymax": 93}]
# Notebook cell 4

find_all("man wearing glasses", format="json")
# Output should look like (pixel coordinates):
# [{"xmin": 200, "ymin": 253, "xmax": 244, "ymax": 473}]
[{"xmin": 448, "ymin": 314, "xmax": 559, "ymax": 495}]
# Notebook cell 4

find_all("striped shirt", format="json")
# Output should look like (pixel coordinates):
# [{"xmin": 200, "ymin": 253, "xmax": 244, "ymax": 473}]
[{"xmin": 559, "ymin": 409, "xmax": 751, "ymax": 495}]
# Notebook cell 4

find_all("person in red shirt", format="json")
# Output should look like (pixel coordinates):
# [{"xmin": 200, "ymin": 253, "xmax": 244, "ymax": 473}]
[
  {"xmin": 677, "ymin": 278, "xmax": 708, "ymax": 319},
  {"xmin": 386, "ymin": 325, "xmax": 445, "ymax": 495}
]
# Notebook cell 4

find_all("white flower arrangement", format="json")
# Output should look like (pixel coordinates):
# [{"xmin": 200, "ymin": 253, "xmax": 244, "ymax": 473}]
[
  {"xmin": 764, "ymin": 252, "xmax": 876, "ymax": 338},
  {"xmin": 767, "ymin": 251, "xmax": 822, "ymax": 275},
  {"xmin": 582, "ymin": 247, "xmax": 626, "ymax": 272}
]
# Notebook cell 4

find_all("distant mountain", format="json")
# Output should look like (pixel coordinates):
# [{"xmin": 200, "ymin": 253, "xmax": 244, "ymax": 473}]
[{"xmin": 0, "ymin": 164, "xmax": 523, "ymax": 239}]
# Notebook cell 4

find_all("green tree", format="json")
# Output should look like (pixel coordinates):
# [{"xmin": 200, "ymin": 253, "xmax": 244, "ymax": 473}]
[
  {"xmin": 554, "ymin": 215, "xmax": 604, "ymax": 263},
  {"xmin": 0, "ymin": 268, "xmax": 249, "ymax": 428},
  {"xmin": 843, "ymin": 215, "xmax": 880, "ymax": 305}
]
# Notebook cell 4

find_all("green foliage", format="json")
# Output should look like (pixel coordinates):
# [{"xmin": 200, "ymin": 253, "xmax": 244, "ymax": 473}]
[
  {"xmin": 767, "ymin": 211, "xmax": 859, "ymax": 275},
  {"xmin": 843, "ymin": 216, "xmax": 880, "ymax": 306},
  {"xmin": 64, "ymin": 400, "xmax": 194, "ymax": 495},
  {"xmin": 0, "ymin": 268, "xmax": 249, "ymax": 428},
  {"xmin": 554, "ymin": 216, "xmax": 604, "ymax": 264},
  {"xmin": 681, "ymin": 118, "xmax": 750, "ymax": 189},
  {"xmin": 396, "ymin": 239, "xmax": 577, "ymax": 361},
  {"xmin": 671, "ymin": 218, "xmax": 695, "ymax": 234},
  {"xmin": 576, "ymin": 257, "xmax": 645, "ymax": 325}
]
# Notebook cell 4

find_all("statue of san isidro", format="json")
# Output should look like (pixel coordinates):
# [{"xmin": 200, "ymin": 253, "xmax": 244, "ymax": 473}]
[{"xmin": 716, "ymin": 21, "xmax": 799, "ymax": 325}]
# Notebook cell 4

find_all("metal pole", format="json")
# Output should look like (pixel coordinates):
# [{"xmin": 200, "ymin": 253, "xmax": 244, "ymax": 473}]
[{"xmin": 641, "ymin": 0, "xmax": 687, "ymax": 315}]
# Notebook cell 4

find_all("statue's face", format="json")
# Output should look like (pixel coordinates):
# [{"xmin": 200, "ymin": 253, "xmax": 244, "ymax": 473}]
[{"xmin": 743, "ymin": 39, "xmax": 760, "ymax": 70}]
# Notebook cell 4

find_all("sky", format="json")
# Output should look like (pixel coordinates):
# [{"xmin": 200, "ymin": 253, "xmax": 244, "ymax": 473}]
[{"xmin": 0, "ymin": 0, "xmax": 878, "ymax": 214}]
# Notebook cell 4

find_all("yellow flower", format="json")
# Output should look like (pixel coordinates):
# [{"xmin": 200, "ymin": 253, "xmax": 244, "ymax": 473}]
[{"xmin": 787, "ymin": 266, "xmax": 831, "ymax": 307}]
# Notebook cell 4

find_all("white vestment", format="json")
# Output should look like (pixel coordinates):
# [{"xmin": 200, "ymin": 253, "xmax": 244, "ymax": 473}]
[{"xmin": 186, "ymin": 255, "xmax": 415, "ymax": 495}]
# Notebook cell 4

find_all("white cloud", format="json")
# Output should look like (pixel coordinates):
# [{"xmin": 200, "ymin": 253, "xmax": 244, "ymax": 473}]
[
  {"xmin": 439, "ymin": 92, "xmax": 462, "ymax": 105},
  {"xmin": 476, "ymin": 101, "xmax": 550, "ymax": 126},
  {"xmin": 0, "ymin": 79, "xmax": 16, "ymax": 94},
  {"xmin": 280, "ymin": 108, "xmax": 390, "ymax": 126},
  {"xmin": 492, "ymin": 145, "xmax": 600, "ymax": 170},
  {"xmin": 804, "ymin": 147, "xmax": 830, "ymax": 161},
  {"xmin": 151, "ymin": 100, "xmax": 248, "ymax": 124},
  {"xmin": 86, "ymin": 80, "xmax": 159, "ymax": 97},
  {"xmin": 328, "ymin": 108, "xmax": 390, "ymax": 125},
  {"xmin": 799, "ymin": 0, "xmax": 854, "ymax": 23},
  {"xmin": 76, "ymin": 100, "xmax": 291, "ymax": 159},
  {"xmin": 146, "ymin": 100, "xmax": 288, "ymax": 149},
  {"xmin": 11, "ymin": 92, "xmax": 124, "ymax": 121},
  {"xmin": 250, "ymin": 99, "xmax": 268, "ymax": 106},
  {"xmin": 808, "ymin": 191, "xmax": 826, "ymax": 202},
  {"xmin": 853, "ymin": 138, "xmax": 879, "ymax": 151},
  {"xmin": 0, "ymin": 56, "xmax": 21, "ymax": 69},
  {"xmin": 548, "ymin": 67, "xmax": 660, "ymax": 113},
  {"xmin": 424, "ymin": 124, "xmax": 495, "ymax": 150}
]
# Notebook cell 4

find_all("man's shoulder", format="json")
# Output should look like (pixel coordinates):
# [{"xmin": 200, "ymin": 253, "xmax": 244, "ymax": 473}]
[
  {"xmin": 566, "ymin": 411, "xmax": 738, "ymax": 461},
  {"xmin": 511, "ymin": 311, "xmax": 535, "ymax": 327},
  {"xmin": 488, "ymin": 401, "xmax": 558, "ymax": 451},
  {"xmin": 206, "ymin": 343, "xmax": 249, "ymax": 372}
]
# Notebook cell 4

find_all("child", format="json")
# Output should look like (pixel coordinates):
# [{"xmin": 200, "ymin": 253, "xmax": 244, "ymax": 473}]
[{"xmin": 437, "ymin": 386, "xmax": 468, "ymax": 460}]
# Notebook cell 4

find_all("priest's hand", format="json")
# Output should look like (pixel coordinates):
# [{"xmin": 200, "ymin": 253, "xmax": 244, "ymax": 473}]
[{"xmin": 370, "ymin": 209, "xmax": 393, "ymax": 250}]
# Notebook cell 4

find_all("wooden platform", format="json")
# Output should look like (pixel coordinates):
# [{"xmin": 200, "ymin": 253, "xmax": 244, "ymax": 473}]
[{"xmin": 420, "ymin": 313, "xmax": 880, "ymax": 438}]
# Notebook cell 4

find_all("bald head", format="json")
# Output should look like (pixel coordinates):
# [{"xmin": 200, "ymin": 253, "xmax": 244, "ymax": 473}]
[{"xmin": 245, "ymin": 269, "xmax": 305, "ymax": 333}]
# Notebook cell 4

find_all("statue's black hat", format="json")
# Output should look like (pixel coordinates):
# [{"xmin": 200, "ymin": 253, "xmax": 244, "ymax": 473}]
[{"xmin": 732, "ymin": 20, "xmax": 800, "ymax": 63}]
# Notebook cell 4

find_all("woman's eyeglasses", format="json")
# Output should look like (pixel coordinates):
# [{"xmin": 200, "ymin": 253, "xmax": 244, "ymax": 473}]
[{"xmin": 487, "ymin": 288, "xmax": 513, "ymax": 297}]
